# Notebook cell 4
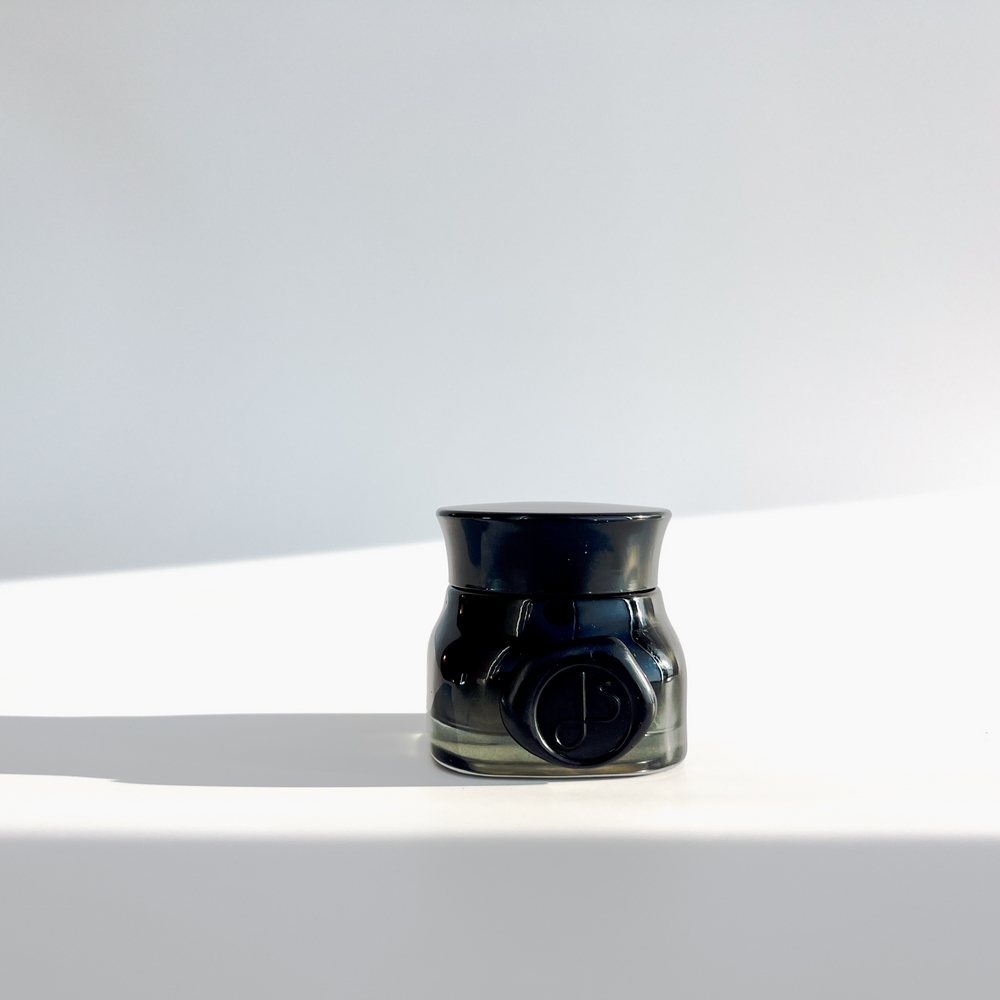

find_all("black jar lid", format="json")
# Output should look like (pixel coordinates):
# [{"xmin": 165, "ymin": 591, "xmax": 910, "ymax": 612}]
[{"xmin": 437, "ymin": 502, "xmax": 670, "ymax": 596}]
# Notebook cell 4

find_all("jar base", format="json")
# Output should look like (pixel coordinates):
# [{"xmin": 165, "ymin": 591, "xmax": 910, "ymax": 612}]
[{"xmin": 429, "ymin": 717, "xmax": 686, "ymax": 779}]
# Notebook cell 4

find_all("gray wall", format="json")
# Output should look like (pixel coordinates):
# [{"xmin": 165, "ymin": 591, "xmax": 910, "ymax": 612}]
[{"xmin": 2, "ymin": 1, "xmax": 999, "ymax": 578}]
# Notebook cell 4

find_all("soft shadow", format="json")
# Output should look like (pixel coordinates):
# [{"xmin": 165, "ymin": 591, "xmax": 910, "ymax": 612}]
[{"xmin": 0, "ymin": 714, "xmax": 523, "ymax": 787}]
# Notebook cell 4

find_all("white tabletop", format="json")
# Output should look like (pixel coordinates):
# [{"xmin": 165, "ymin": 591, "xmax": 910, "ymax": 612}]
[
  {"xmin": 2, "ymin": 489, "xmax": 999, "ymax": 998},
  {"xmin": 1, "ymin": 487, "xmax": 998, "ymax": 839}
]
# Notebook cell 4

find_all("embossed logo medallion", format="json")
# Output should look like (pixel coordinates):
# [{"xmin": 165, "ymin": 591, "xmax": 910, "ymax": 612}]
[
  {"xmin": 533, "ymin": 664, "xmax": 634, "ymax": 764},
  {"xmin": 500, "ymin": 637, "xmax": 657, "ymax": 768}
]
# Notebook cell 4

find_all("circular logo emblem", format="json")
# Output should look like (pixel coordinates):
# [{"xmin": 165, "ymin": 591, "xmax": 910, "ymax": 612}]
[
  {"xmin": 533, "ymin": 664, "xmax": 635, "ymax": 764},
  {"xmin": 500, "ymin": 638, "xmax": 656, "ymax": 768}
]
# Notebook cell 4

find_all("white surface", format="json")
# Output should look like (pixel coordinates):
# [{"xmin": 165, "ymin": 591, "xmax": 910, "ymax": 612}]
[
  {"xmin": 1, "ymin": 488, "xmax": 999, "ymax": 837},
  {"xmin": 0, "ymin": 542, "xmax": 443, "ymax": 717},
  {"xmin": 4, "ymin": 1, "xmax": 1000, "ymax": 577},
  {"xmin": 2, "ymin": 490, "xmax": 1000, "ymax": 998}
]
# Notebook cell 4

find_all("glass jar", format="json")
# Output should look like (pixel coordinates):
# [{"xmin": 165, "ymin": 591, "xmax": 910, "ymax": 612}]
[{"xmin": 428, "ymin": 503, "xmax": 686, "ymax": 778}]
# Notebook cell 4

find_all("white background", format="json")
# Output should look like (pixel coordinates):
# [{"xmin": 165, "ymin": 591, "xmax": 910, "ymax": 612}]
[{"xmin": 3, "ymin": 0, "xmax": 1000, "ymax": 578}]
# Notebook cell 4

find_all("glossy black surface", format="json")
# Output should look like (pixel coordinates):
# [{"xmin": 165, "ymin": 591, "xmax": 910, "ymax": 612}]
[
  {"xmin": 428, "ymin": 587, "xmax": 685, "ymax": 775},
  {"xmin": 500, "ymin": 636, "xmax": 657, "ymax": 767},
  {"xmin": 437, "ymin": 502, "xmax": 669, "ymax": 596},
  {"xmin": 430, "ymin": 503, "xmax": 686, "ymax": 777}
]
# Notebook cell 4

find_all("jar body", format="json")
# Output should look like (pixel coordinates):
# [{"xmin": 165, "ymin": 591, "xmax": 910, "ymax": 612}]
[{"xmin": 428, "ymin": 586, "xmax": 686, "ymax": 778}]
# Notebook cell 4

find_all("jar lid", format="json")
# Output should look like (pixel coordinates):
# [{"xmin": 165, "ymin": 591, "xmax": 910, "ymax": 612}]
[{"xmin": 436, "ymin": 502, "xmax": 670, "ymax": 596}]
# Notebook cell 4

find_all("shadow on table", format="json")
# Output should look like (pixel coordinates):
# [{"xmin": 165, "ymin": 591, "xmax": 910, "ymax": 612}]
[{"xmin": 0, "ymin": 714, "xmax": 524, "ymax": 787}]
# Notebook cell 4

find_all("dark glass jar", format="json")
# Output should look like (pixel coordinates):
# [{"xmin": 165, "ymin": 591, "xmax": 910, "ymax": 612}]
[{"xmin": 428, "ymin": 503, "xmax": 686, "ymax": 778}]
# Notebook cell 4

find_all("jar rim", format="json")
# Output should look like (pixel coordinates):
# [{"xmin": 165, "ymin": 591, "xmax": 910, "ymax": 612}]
[{"xmin": 437, "ymin": 501, "xmax": 668, "ymax": 521}]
